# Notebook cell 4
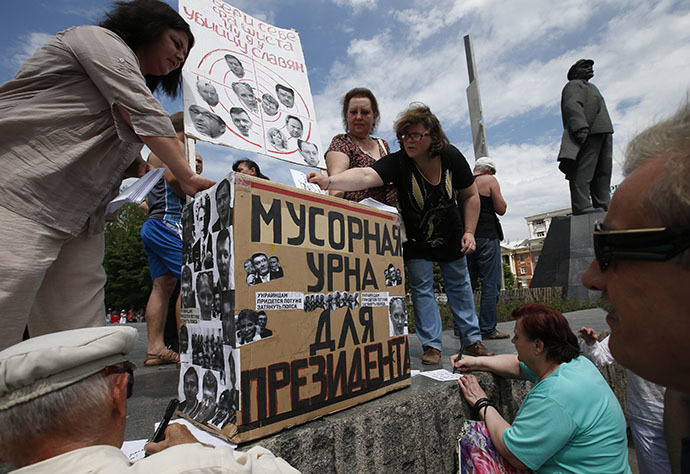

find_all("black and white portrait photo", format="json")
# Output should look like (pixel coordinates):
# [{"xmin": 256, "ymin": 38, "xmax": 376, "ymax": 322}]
[
  {"xmin": 211, "ymin": 178, "xmax": 233, "ymax": 232},
  {"xmin": 275, "ymin": 83, "xmax": 294, "ymax": 108},
  {"xmin": 231, "ymin": 82, "xmax": 258, "ymax": 113},
  {"xmin": 230, "ymin": 107, "xmax": 252, "ymax": 137},
  {"xmin": 285, "ymin": 115, "xmax": 303, "ymax": 139},
  {"xmin": 180, "ymin": 265, "xmax": 195, "ymax": 309},
  {"xmin": 235, "ymin": 308, "xmax": 262, "ymax": 346},
  {"xmin": 388, "ymin": 296, "xmax": 408, "ymax": 337},
  {"xmin": 179, "ymin": 324, "xmax": 190, "ymax": 361},
  {"xmin": 195, "ymin": 369, "xmax": 219, "ymax": 424},
  {"xmin": 384, "ymin": 264, "xmax": 403, "ymax": 287},
  {"xmin": 189, "ymin": 105, "xmax": 226, "ymax": 139},
  {"xmin": 261, "ymin": 93, "xmax": 279, "ymax": 116},
  {"xmin": 257, "ymin": 310, "xmax": 272, "ymax": 338},
  {"xmin": 224, "ymin": 54, "xmax": 245, "ymax": 78},
  {"xmin": 210, "ymin": 388, "xmax": 237, "ymax": 429},
  {"xmin": 267, "ymin": 127, "xmax": 287, "ymax": 150},
  {"xmin": 193, "ymin": 193, "xmax": 213, "ymax": 271},
  {"xmin": 196, "ymin": 271, "xmax": 214, "ymax": 321},
  {"xmin": 297, "ymin": 139, "xmax": 319, "ymax": 166},
  {"xmin": 245, "ymin": 252, "xmax": 284, "ymax": 285},
  {"xmin": 179, "ymin": 364, "xmax": 201, "ymax": 417},
  {"xmin": 196, "ymin": 79, "xmax": 219, "ymax": 107}
]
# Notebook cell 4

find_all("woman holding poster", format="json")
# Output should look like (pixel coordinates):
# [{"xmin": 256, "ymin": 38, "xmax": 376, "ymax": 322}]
[
  {"xmin": 0, "ymin": 0, "xmax": 215, "ymax": 351},
  {"xmin": 308, "ymin": 103, "xmax": 493, "ymax": 364},
  {"xmin": 325, "ymin": 88, "xmax": 396, "ymax": 205}
]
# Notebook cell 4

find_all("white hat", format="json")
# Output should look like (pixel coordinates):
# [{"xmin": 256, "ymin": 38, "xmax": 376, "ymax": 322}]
[
  {"xmin": 0, "ymin": 326, "xmax": 137, "ymax": 411},
  {"xmin": 475, "ymin": 157, "xmax": 497, "ymax": 172}
]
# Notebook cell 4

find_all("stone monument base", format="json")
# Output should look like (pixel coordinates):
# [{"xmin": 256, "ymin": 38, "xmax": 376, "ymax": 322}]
[{"xmin": 530, "ymin": 211, "xmax": 604, "ymax": 301}]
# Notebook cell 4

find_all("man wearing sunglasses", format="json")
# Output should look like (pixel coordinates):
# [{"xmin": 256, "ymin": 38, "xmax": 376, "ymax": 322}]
[
  {"xmin": 581, "ymin": 102, "xmax": 690, "ymax": 473},
  {"xmin": 0, "ymin": 326, "xmax": 298, "ymax": 472}
]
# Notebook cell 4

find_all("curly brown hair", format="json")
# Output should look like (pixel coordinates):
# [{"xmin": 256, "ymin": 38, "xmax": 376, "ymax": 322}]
[{"xmin": 394, "ymin": 102, "xmax": 449, "ymax": 156}]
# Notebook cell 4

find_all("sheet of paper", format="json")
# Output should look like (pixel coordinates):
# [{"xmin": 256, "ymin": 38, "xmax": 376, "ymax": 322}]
[
  {"xmin": 106, "ymin": 167, "xmax": 166, "ymax": 215},
  {"xmin": 411, "ymin": 369, "xmax": 421, "ymax": 377},
  {"xmin": 120, "ymin": 418, "xmax": 237, "ymax": 462},
  {"xmin": 418, "ymin": 369, "xmax": 462, "ymax": 382},
  {"xmin": 289, "ymin": 169, "xmax": 327, "ymax": 194},
  {"xmin": 121, "ymin": 439, "xmax": 147, "ymax": 463},
  {"xmin": 169, "ymin": 419, "xmax": 237, "ymax": 448},
  {"xmin": 357, "ymin": 197, "xmax": 398, "ymax": 214}
]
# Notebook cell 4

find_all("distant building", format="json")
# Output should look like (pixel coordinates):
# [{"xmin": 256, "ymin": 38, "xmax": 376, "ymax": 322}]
[
  {"xmin": 501, "ymin": 208, "xmax": 572, "ymax": 288},
  {"xmin": 501, "ymin": 239, "xmax": 531, "ymax": 288}
]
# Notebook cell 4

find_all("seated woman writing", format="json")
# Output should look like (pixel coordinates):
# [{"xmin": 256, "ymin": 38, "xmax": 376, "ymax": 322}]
[{"xmin": 452, "ymin": 303, "xmax": 631, "ymax": 473}]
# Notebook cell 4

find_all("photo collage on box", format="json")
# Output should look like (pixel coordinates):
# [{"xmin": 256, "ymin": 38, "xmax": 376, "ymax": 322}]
[
  {"xmin": 384, "ymin": 263, "xmax": 403, "ymax": 287},
  {"xmin": 382, "ymin": 264, "xmax": 407, "ymax": 336},
  {"xmin": 179, "ymin": 175, "xmax": 240, "ymax": 430}
]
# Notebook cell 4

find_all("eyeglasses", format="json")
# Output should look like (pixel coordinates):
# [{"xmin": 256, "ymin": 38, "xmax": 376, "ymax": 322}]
[
  {"xmin": 104, "ymin": 364, "xmax": 134, "ymax": 398},
  {"xmin": 592, "ymin": 222, "xmax": 690, "ymax": 272},
  {"xmin": 401, "ymin": 132, "xmax": 430, "ymax": 142}
]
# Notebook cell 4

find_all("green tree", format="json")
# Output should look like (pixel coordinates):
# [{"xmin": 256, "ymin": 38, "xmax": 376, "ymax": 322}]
[
  {"xmin": 503, "ymin": 263, "xmax": 515, "ymax": 291},
  {"xmin": 103, "ymin": 203, "xmax": 151, "ymax": 311}
]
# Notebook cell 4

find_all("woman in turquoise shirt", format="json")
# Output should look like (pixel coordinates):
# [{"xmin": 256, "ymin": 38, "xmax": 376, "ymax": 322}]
[{"xmin": 452, "ymin": 303, "xmax": 631, "ymax": 473}]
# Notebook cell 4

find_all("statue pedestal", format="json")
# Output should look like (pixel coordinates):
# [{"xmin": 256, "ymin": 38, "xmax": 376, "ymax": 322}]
[{"xmin": 530, "ymin": 211, "xmax": 604, "ymax": 302}]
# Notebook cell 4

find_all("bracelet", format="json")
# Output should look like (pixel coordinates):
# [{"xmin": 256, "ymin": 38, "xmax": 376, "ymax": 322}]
[
  {"xmin": 471, "ymin": 397, "xmax": 495, "ymax": 420},
  {"xmin": 470, "ymin": 397, "xmax": 489, "ymax": 418},
  {"xmin": 326, "ymin": 177, "xmax": 332, "ymax": 191}
]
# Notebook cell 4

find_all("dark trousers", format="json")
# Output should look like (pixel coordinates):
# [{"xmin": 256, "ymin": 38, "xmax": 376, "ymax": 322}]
[{"xmin": 569, "ymin": 133, "xmax": 612, "ymax": 214}]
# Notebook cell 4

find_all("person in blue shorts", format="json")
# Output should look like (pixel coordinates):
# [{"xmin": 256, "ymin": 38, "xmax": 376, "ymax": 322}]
[{"xmin": 141, "ymin": 112, "xmax": 203, "ymax": 366}]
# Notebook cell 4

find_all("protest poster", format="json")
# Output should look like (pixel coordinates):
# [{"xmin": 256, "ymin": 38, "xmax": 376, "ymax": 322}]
[
  {"xmin": 178, "ymin": 172, "xmax": 411, "ymax": 442},
  {"xmin": 179, "ymin": 0, "xmax": 324, "ymax": 168}
]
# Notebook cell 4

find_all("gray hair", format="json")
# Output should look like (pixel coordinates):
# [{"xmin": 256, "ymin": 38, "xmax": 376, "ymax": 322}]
[
  {"xmin": 0, "ymin": 371, "xmax": 118, "ymax": 466},
  {"xmin": 624, "ymin": 100, "xmax": 690, "ymax": 267},
  {"xmin": 474, "ymin": 157, "xmax": 496, "ymax": 174}
]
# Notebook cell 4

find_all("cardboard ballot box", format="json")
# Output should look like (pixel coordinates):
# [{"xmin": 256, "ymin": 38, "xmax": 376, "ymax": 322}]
[{"xmin": 177, "ymin": 172, "xmax": 411, "ymax": 443}]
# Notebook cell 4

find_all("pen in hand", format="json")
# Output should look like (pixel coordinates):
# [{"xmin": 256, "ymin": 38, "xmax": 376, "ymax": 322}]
[
  {"xmin": 148, "ymin": 398, "xmax": 179, "ymax": 445},
  {"xmin": 452, "ymin": 342, "xmax": 464, "ymax": 374}
]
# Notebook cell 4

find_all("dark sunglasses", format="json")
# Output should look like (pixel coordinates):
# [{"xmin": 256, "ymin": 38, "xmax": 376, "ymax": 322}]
[
  {"xmin": 593, "ymin": 222, "xmax": 690, "ymax": 271},
  {"xmin": 104, "ymin": 364, "xmax": 134, "ymax": 398}
]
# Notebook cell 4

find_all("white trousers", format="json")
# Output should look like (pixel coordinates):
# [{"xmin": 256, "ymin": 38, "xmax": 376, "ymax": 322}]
[
  {"xmin": 629, "ymin": 419, "xmax": 671, "ymax": 474},
  {"xmin": 0, "ymin": 205, "xmax": 106, "ymax": 351}
]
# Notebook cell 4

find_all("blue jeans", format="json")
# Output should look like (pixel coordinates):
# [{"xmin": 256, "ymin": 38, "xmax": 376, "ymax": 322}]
[
  {"xmin": 467, "ymin": 238, "xmax": 502, "ymax": 336},
  {"xmin": 406, "ymin": 257, "xmax": 481, "ymax": 351}
]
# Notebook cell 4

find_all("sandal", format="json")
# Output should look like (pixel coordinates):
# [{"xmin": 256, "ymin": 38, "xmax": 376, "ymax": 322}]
[{"xmin": 144, "ymin": 349, "xmax": 180, "ymax": 367}]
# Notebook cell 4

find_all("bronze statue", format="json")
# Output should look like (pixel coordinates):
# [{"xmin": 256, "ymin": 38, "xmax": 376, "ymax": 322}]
[{"xmin": 557, "ymin": 59, "xmax": 613, "ymax": 215}]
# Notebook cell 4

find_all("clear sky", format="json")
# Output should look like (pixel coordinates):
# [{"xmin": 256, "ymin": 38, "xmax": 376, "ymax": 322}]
[{"xmin": 2, "ymin": 0, "xmax": 689, "ymax": 240}]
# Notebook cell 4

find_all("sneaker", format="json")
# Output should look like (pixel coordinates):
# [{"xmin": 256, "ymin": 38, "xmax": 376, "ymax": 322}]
[
  {"xmin": 421, "ymin": 347, "xmax": 441, "ymax": 365},
  {"xmin": 464, "ymin": 340, "xmax": 495, "ymax": 357},
  {"xmin": 483, "ymin": 330, "xmax": 510, "ymax": 340}
]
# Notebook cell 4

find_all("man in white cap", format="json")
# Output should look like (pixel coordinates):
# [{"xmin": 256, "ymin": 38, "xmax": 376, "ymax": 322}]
[
  {"xmin": 466, "ymin": 157, "xmax": 509, "ymax": 340},
  {"xmin": 0, "ymin": 326, "xmax": 299, "ymax": 472}
]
